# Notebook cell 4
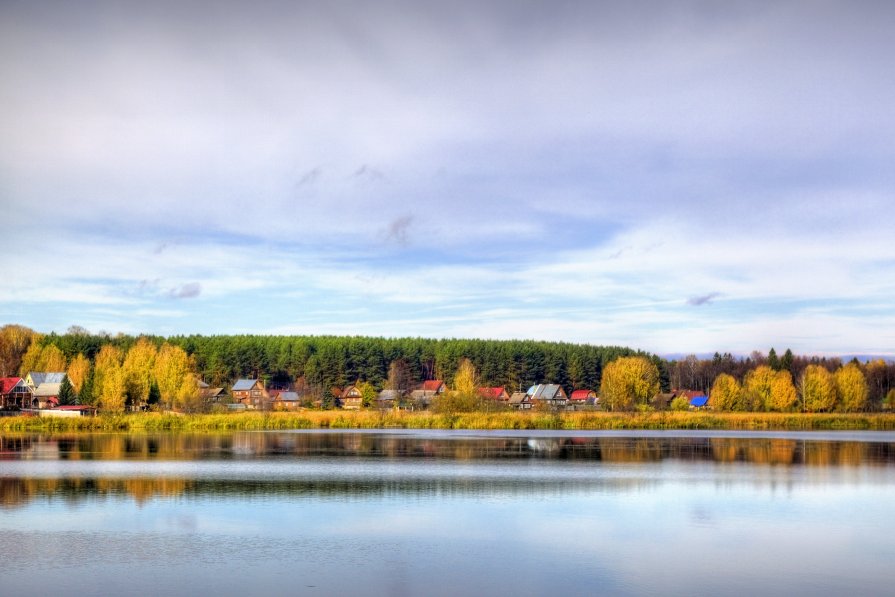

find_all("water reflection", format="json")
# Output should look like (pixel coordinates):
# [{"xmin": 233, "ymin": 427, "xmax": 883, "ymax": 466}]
[
  {"xmin": 3, "ymin": 431, "xmax": 895, "ymax": 596},
  {"xmin": 2, "ymin": 431, "xmax": 894, "ymax": 465},
  {"xmin": 1, "ymin": 432, "xmax": 894, "ymax": 509}
]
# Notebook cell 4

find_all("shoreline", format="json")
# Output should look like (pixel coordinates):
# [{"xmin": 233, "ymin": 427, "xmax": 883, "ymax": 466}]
[{"xmin": 2, "ymin": 411, "xmax": 895, "ymax": 432}]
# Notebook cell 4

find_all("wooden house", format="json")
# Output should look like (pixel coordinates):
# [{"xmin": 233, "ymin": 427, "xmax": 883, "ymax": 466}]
[
  {"xmin": 478, "ymin": 387, "xmax": 510, "ymax": 402},
  {"xmin": 527, "ymin": 384, "xmax": 569, "ymax": 408},
  {"xmin": 231, "ymin": 379, "xmax": 269, "ymax": 409},
  {"xmin": 410, "ymin": 380, "xmax": 445, "ymax": 408},
  {"xmin": 0, "ymin": 377, "xmax": 31, "ymax": 409},
  {"xmin": 509, "ymin": 392, "xmax": 531, "ymax": 409},
  {"xmin": 198, "ymin": 379, "xmax": 226, "ymax": 403},
  {"xmin": 569, "ymin": 389, "xmax": 597, "ymax": 409},
  {"xmin": 339, "ymin": 384, "xmax": 364, "ymax": 409},
  {"xmin": 273, "ymin": 391, "xmax": 301, "ymax": 410}
]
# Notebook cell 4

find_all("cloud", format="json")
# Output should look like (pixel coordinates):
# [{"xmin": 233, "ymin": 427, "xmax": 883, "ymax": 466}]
[
  {"xmin": 1, "ymin": 1, "xmax": 894, "ymax": 355},
  {"xmin": 297, "ymin": 167, "xmax": 321, "ymax": 186},
  {"xmin": 168, "ymin": 282, "xmax": 202, "ymax": 299},
  {"xmin": 687, "ymin": 292, "xmax": 722, "ymax": 307},
  {"xmin": 351, "ymin": 165, "xmax": 385, "ymax": 183},
  {"xmin": 383, "ymin": 214, "xmax": 414, "ymax": 246}
]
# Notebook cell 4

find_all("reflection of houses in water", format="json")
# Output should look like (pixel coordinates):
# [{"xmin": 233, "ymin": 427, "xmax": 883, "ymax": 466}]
[
  {"xmin": 526, "ymin": 438, "xmax": 563, "ymax": 455},
  {"xmin": 231, "ymin": 432, "xmax": 267, "ymax": 456}
]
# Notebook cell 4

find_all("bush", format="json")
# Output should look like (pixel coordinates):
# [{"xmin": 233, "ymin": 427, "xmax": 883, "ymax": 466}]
[{"xmin": 670, "ymin": 396, "xmax": 691, "ymax": 411}]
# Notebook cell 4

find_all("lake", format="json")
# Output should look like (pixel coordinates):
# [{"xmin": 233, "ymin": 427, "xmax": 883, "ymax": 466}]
[{"xmin": 2, "ymin": 430, "xmax": 894, "ymax": 596}]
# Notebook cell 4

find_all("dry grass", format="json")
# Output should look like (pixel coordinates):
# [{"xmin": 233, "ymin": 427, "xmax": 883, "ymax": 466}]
[{"xmin": 1, "ymin": 410, "xmax": 894, "ymax": 432}]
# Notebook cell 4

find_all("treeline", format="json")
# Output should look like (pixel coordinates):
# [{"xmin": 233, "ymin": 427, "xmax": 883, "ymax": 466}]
[
  {"xmin": 2, "ymin": 324, "xmax": 894, "ymax": 412},
  {"xmin": 0, "ymin": 324, "xmax": 652, "ymax": 401},
  {"xmin": 666, "ymin": 349, "xmax": 895, "ymax": 411}
]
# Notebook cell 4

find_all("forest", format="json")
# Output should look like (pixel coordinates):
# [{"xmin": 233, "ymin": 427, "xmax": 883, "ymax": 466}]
[{"xmin": 1, "ymin": 324, "xmax": 894, "ymax": 412}]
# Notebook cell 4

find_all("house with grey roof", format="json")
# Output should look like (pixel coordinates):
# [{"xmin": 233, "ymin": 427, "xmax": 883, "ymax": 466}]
[
  {"xmin": 25, "ymin": 372, "xmax": 66, "ymax": 390},
  {"xmin": 527, "ymin": 384, "xmax": 569, "ymax": 408},
  {"xmin": 509, "ymin": 392, "xmax": 532, "ymax": 409},
  {"xmin": 231, "ymin": 379, "xmax": 268, "ymax": 408},
  {"xmin": 272, "ymin": 391, "xmax": 300, "ymax": 410},
  {"xmin": 25, "ymin": 372, "xmax": 67, "ymax": 408}
]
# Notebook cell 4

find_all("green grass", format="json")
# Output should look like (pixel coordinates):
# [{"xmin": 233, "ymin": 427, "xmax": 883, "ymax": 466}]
[{"xmin": 2, "ymin": 410, "xmax": 895, "ymax": 432}]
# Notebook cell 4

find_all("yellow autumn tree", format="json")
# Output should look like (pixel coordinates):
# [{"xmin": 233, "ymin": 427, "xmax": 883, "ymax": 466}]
[
  {"xmin": 834, "ymin": 363, "xmax": 868, "ymax": 413},
  {"xmin": 0, "ymin": 324, "xmax": 36, "ymax": 376},
  {"xmin": 709, "ymin": 373, "xmax": 743, "ymax": 411},
  {"xmin": 800, "ymin": 365, "xmax": 837, "ymax": 412},
  {"xmin": 175, "ymin": 373, "xmax": 202, "ymax": 413},
  {"xmin": 742, "ymin": 366, "xmax": 775, "ymax": 411},
  {"xmin": 66, "ymin": 353, "xmax": 91, "ymax": 394},
  {"xmin": 99, "ymin": 361, "xmax": 126, "ymax": 412},
  {"xmin": 767, "ymin": 370, "xmax": 798, "ymax": 411},
  {"xmin": 18, "ymin": 339, "xmax": 44, "ymax": 376},
  {"xmin": 354, "ymin": 381, "xmax": 378, "ymax": 408},
  {"xmin": 93, "ymin": 345, "xmax": 123, "ymax": 401},
  {"xmin": 452, "ymin": 358, "xmax": 479, "ymax": 397},
  {"xmin": 122, "ymin": 338, "xmax": 158, "ymax": 409},
  {"xmin": 40, "ymin": 344, "xmax": 67, "ymax": 372},
  {"xmin": 600, "ymin": 356, "xmax": 660, "ymax": 411},
  {"xmin": 154, "ymin": 343, "xmax": 192, "ymax": 410},
  {"xmin": 434, "ymin": 358, "xmax": 480, "ymax": 413}
]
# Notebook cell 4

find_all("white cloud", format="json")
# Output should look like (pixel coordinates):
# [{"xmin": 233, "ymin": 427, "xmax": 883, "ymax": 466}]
[{"xmin": 1, "ymin": 1, "xmax": 893, "ymax": 354}]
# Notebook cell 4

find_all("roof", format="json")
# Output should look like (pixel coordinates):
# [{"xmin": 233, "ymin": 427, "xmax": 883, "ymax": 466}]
[
  {"xmin": 529, "ymin": 384, "xmax": 566, "ymax": 400},
  {"xmin": 28, "ymin": 372, "xmax": 66, "ymax": 386},
  {"xmin": 34, "ymin": 383, "xmax": 62, "ymax": 397},
  {"xmin": 689, "ymin": 395, "xmax": 709, "ymax": 407},
  {"xmin": 379, "ymin": 389, "xmax": 400, "ymax": 400},
  {"xmin": 55, "ymin": 405, "xmax": 95, "ymax": 411},
  {"xmin": 0, "ymin": 377, "xmax": 24, "ymax": 394},
  {"xmin": 478, "ymin": 387, "xmax": 507, "ymax": 399},
  {"xmin": 231, "ymin": 379, "xmax": 259, "ymax": 391},
  {"xmin": 420, "ymin": 380, "xmax": 444, "ymax": 392},
  {"xmin": 570, "ymin": 389, "xmax": 595, "ymax": 400},
  {"xmin": 677, "ymin": 390, "xmax": 704, "ymax": 400},
  {"xmin": 340, "ymin": 385, "xmax": 361, "ymax": 398},
  {"xmin": 509, "ymin": 392, "xmax": 529, "ymax": 404},
  {"xmin": 276, "ymin": 391, "xmax": 299, "ymax": 401}
]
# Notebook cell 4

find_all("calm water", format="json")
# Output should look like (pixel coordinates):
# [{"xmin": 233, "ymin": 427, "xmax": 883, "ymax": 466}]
[{"xmin": 2, "ymin": 430, "xmax": 895, "ymax": 596}]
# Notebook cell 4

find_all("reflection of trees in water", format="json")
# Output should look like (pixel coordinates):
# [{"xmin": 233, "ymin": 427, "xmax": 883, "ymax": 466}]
[
  {"xmin": 2, "ymin": 433, "xmax": 895, "ymax": 508},
  {"xmin": 0, "ymin": 475, "xmax": 653, "ymax": 509},
  {"xmin": 0, "ymin": 476, "xmax": 193, "ymax": 509},
  {"xmin": 1, "ymin": 433, "xmax": 893, "ymax": 466}
]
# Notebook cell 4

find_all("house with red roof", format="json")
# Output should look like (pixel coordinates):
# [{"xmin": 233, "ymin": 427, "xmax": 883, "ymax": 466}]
[
  {"xmin": 478, "ymin": 387, "xmax": 510, "ymax": 402},
  {"xmin": 410, "ymin": 380, "xmax": 446, "ymax": 408},
  {"xmin": 1, "ymin": 377, "xmax": 31, "ymax": 409},
  {"xmin": 569, "ymin": 389, "xmax": 598, "ymax": 408}
]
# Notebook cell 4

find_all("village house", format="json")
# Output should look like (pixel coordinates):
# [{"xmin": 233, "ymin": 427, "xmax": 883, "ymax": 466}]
[
  {"xmin": 231, "ymin": 379, "xmax": 269, "ymax": 409},
  {"xmin": 0, "ymin": 377, "xmax": 32, "ymax": 409},
  {"xmin": 272, "ymin": 391, "xmax": 301, "ymax": 410},
  {"xmin": 569, "ymin": 389, "xmax": 598, "ymax": 409},
  {"xmin": 198, "ymin": 380, "xmax": 226, "ymax": 403},
  {"xmin": 377, "ymin": 389, "xmax": 402, "ymax": 409},
  {"xmin": 478, "ymin": 387, "xmax": 510, "ymax": 402},
  {"xmin": 410, "ymin": 380, "xmax": 445, "ymax": 408},
  {"xmin": 39, "ymin": 405, "xmax": 97, "ymax": 418},
  {"xmin": 25, "ymin": 372, "xmax": 67, "ymax": 409},
  {"xmin": 339, "ymin": 384, "xmax": 363, "ymax": 409},
  {"xmin": 508, "ymin": 391, "xmax": 531, "ymax": 409},
  {"xmin": 527, "ymin": 384, "xmax": 569, "ymax": 408}
]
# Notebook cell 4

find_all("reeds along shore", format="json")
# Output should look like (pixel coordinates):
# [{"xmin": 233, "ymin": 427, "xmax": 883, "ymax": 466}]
[{"xmin": 1, "ymin": 411, "xmax": 895, "ymax": 432}]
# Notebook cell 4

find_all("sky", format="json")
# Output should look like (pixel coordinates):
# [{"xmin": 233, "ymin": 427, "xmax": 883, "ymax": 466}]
[{"xmin": 1, "ymin": 0, "xmax": 894, "ymax": 356}]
